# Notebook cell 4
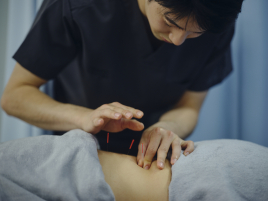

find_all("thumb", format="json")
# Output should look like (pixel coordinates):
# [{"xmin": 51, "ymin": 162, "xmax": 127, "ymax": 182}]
[{"xmin": 122, "ymin": 119, "xmax": 144, "ymax": 131}]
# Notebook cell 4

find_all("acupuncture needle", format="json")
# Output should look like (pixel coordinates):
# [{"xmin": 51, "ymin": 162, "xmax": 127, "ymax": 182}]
[
  {"xmin": 107, "ymin": 133, "xmax": 109, "ymax": 151},
  {"xmin": 127, "ymin": 139, "xmax": 134, "ymax": 155}
]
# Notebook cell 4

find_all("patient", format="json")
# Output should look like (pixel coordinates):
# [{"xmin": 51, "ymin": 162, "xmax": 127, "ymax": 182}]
[
  {"xmin": 0, "ymin": 129, "xmax": 268, "ymax": 201},
  {"xmin": 98, "ymin": 149, "xmax": 171, "ymax": 201},
  {"xmin": 98, "ymin": 140, "xmax": 268, "ymax": 201}
]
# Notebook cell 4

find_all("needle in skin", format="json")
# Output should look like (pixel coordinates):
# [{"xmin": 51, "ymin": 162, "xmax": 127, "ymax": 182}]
[
  {"xmin": 127, "ymin": 139, "xmax": 135, "ymax": 155},
  {"xmin": 107, "ymin": 133, "xmax": 109, "ymax": 151}
]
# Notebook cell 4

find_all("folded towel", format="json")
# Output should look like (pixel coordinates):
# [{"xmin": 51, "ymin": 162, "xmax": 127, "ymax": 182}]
[
  {"xmin": 169, "ymin": 139, "xmax": 268, "ymax": 201},
  {"xmin": 0, "ymin": 129, "xmax": 115, "ymax": 201}
]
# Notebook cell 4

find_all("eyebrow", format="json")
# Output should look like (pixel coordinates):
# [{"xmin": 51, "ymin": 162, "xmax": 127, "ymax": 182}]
[{"xmin": 164, "ymin": 15, "xmax": 205, "ymax": 34}]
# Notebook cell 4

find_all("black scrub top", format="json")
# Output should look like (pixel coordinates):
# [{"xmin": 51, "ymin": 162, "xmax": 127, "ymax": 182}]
[{"xmin": 13, "ymin": 0, "xmax": 234, "ymax": 156}]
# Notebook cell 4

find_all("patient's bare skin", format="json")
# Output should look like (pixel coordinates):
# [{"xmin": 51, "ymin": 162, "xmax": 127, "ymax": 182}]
[{"xmin": 98, "ymin": 150, "xmax": 171, "ymax": 201}]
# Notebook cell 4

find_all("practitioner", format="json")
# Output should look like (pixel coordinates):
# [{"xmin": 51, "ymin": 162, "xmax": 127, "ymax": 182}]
[{"xmin": 1, "ymin": 0, "xmax": 244, "ymax": 170}]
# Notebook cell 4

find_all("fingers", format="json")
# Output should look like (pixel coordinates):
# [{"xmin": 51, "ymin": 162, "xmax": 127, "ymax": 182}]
[
  {"xmin": 93, "ymin": 107, "xmax": 124, "ymax": 122},
  {"xmin": 83, "ymin": 102, "xmax": 144, "ymax": 134},
  {"xmin": 93, "ymin": 118, "xmax": 104, "ymax": 127},
  {"xmin": 181, "ymin": 140, "xmax": 194, "ymax": 156},
  {"xmin": 93, "ymin": 103, "xmax": 144, "ymax": 127},
  {"xmin": 136, "ymin": 124, "xmax": 195, "ymax": 171},
  {"xmin": 170, "ymin": 138, "xmax": 181, "ymax": 165},
  {"xmin": 157, "ymin": 130, "xmax": 177, "ymax": 169},
  {"xmin": 137, "ymin": 141, "xmax": 148, "ymax": 168},
  {"xmin": 109, "ymin": 102, "xmax": 144, "ymax": 119},
  {"xmin": 143, "ymin": 128, "xmax": 162, "ymax": 170},
  {"xmin": 122, "ymin": 118, "xmax": 144, "ymax": 131}
]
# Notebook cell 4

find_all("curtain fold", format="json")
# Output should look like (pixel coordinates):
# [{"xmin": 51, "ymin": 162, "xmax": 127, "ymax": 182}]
[
  {"xmin": 0, "ymin": 0, "xmax": 46, "ymax": 142},
  {"xmin": 1, "ymin": 0, "xmax": 267, "ymax": 147}
]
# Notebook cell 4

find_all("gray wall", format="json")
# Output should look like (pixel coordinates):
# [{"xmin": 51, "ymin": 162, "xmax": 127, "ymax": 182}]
[{"xmin": 0, "ymin": 0, "xmax": 9, "ymax": 138}]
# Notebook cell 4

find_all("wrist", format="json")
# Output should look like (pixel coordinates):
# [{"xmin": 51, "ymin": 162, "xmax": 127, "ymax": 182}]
[
  {"xmin": 156, "ymin": 120, "xmax": 190, "ymax": 139},
  {"xmin": 64, "ymin": 103, "xmax": 93, "ymax": 130},
  {"xmin": 159, "ymin": 107, "xmax": 199, "ymax": 139},
  {"xmin": 153, "ymin": 120, "xmax": 179, "ymax": 134}
]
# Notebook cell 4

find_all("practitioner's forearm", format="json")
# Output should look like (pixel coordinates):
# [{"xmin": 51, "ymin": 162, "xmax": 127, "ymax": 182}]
[
  {"xmin": 158, "ymin": 106, "xmax": 199, "ymax": 139},
  {"xmin": 1, "ymin": 85, "xmax": 92, "ymax": 131},
  {"xmin": 158, "ymin": 90, "xmax": 207, "ymax": 139}
]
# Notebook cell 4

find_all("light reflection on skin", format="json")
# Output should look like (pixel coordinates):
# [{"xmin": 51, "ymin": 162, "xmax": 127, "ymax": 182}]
[{"xmin": 138, "ymin": 0, "xmax": 206, "ymax": 46}]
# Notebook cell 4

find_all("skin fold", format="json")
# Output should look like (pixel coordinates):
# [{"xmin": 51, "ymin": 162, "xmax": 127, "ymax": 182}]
[{"xmin": 98, "ymin": 150, "xmax": 172, "ymax": 201}]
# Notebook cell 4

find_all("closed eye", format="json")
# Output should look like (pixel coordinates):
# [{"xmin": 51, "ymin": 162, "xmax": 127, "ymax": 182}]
[
  {"xmin": 164, "ymin": 16, "xmax": 205, "ymax": 34},
  {"xmin": 164, "ymin": 21, "xmax": 172, "ymax": 27},
  {"xmin": 164, "ymin": 18, "xmax": 184, "ymax": 31}
]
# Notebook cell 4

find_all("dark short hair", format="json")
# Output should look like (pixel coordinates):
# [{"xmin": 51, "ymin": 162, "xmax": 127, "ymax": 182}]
[{"xmin": 149, "ymin": 0, "xmax": 244, "ymax": 33}]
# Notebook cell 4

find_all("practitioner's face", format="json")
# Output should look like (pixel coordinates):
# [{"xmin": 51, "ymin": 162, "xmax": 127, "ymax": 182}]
[{"xmin": 139, "ymin": 0, "xmax": 205, "ymax": 46}]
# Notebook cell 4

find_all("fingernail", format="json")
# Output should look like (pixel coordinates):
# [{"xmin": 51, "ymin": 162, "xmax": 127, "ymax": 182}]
[
  {"xmin": 172, "ymin": 159, "xmax": 177, "ymax": 164},
  {"xmin": 185, "ymin": 152, "xmax": 189, "ymax": 156},
  {"xmin": 126, "ymin": 112, "xmax": 132, "ymax": 118},
  {"xmin": 158, "ymin": 162, "xmax": 164, "ymax": 168},
  {"xmin": 144, "ymin": 165, "xmax": 150, "ymax": 170},
  {"xmin": 137, "ymin": 111, "xmax": 143, "ymax": 116},
  {"xmin": 138, "ymin": 160, "xmax": 142, "ymax": 166},
  {"xmin": 115, "ymin": 113, "xmax": 121, "ymax": 117}
]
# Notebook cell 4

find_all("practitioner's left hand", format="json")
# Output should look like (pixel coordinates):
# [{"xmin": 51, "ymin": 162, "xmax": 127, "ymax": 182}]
[{"xmin": 137, "ymin": 121, "xmax": 194, "ymax": 170}]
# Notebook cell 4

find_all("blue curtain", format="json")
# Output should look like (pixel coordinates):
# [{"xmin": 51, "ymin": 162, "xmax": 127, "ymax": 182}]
[
  {"xmin": 187, "ymin": 0, "xmax": 268, "ymax": 147},
  {"xmin": 0, "ymin": 0, "xmax": 47, "ymax": 143},
  {"xmin": 1, "ymin": 0, "xmax": 267, "ymax": 147}
]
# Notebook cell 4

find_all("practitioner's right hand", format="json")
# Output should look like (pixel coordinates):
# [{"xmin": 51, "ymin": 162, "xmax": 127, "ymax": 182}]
[{"xmin": 79, "ymin": 102, "xmax": 144, "ymax": 134}]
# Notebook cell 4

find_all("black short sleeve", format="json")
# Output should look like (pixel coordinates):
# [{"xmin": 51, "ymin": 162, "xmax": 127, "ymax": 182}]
[
  {"xmin": 188, "ymin": 25, "xmax": 235, "ymax": 91},
  {"xmin": 13, "ymin": 0, "xmax": 79, "ymax": 80}
]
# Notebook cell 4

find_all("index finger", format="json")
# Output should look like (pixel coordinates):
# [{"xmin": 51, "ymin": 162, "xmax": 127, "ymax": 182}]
[
  {"xmin": 110, "ymin": 102, "xmax": 144, "ymax": 118},
  {"xmin": 143, "ymin": 129, "xmax": 162, "ymax": 169},
  {"xmin": 157, "ymin": 130, "xmax": 176, "ymax": 169},
  {"xmin": 137, "ymin": 141, "xmax": 147, "ymax": 167},
  {"xmin": 170, "ymin": 138, "xmax": 182, "ymax": 165}
]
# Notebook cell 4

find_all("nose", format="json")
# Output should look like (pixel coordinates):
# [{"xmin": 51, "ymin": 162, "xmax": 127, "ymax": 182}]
[{"xmin": 169, "ymin": 30, "xmax": 188, "ymax": 46}]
